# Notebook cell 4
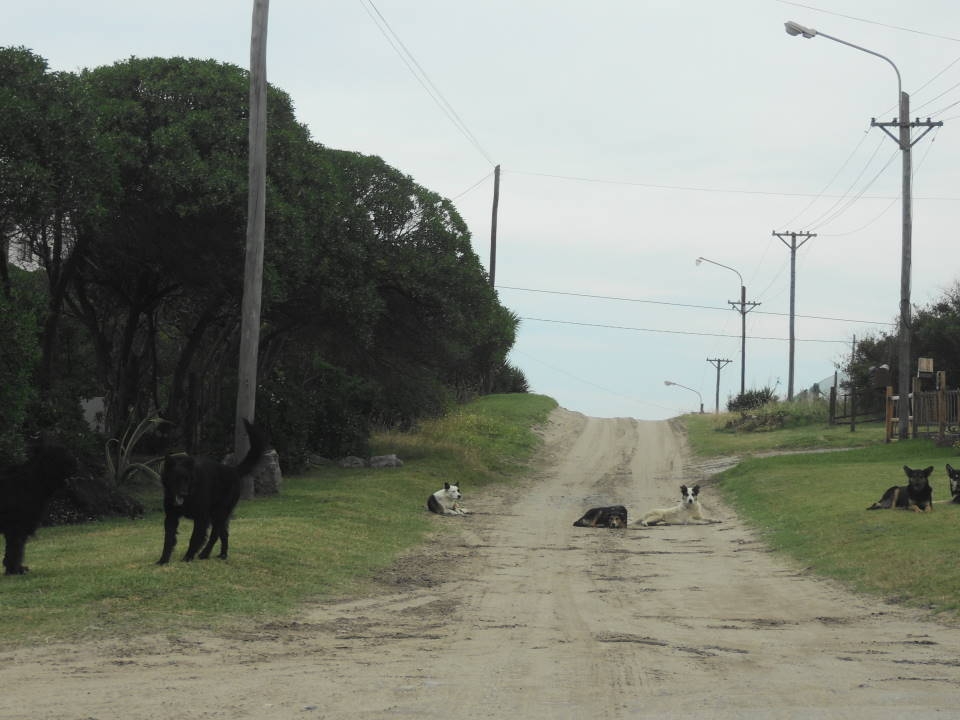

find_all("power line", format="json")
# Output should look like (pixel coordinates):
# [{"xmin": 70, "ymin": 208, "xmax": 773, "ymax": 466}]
[
  {"xmin": 358, "ymin": 0, "xmax": 495, "ymax": 166},
  {"xmin": 775, "ymin": 0, "xmax": 960, "ymax": 43},
  {"xmin": 520, "ymin": 316, "xmax": 853, "ymax": 344},
  {"xmin": 497, "ymin": 285, "xmax": 893, "ymax": 326},
  {"xmin": 506, "ymin": 168, "xmax": 958, "ymax": 201}
]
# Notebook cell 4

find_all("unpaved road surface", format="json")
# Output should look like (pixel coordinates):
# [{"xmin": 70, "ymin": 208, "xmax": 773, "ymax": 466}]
[{"xmin": 3, "ymin": 408, "xmax": 960, "ymax": 719}]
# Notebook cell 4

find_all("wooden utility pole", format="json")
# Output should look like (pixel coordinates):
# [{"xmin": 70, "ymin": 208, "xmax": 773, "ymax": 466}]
[
  {"xmin": 772, "ymin": 230, "xmax": 815, "ymax": 401},
  {"xmin": 235, "ymin": 0, "xmax": 269, "ymax": 496},
  {"xmin": 706, "ymin": 358, "xmax": 732, "ymax": 413},
  {"xmin": 872, "ymin": 94, "xmax": 940, "ymax": 439},
  {"xmin": 729, "ymin": 287, "xmax": 759, "ymax": 397},
  {"xmin": 489, "ymin": 164, "xmax": 500, "ymax": 287}
]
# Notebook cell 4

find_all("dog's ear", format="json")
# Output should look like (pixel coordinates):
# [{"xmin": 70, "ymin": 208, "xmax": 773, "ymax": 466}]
[
  {"xmin": 680, "ymin": 484, "xmax": 687, "ymax": 494},
  {"xmin": 923, "ymin": 466, "xmax": 934, "ymax": 476},
  {"xmin": 902, "ymin": 465, "xmax": 911, "ymax": 475},
  {"xmin": 948, "ymin": 464, "xmax": 955, "ymax": 473},
  {"xmin": 692, "ymin": 484, "xmax": 700, "ymax": 495},
  {"xmin": 444, "ymin": 482, "xmax": 451, "ymax": 490}
]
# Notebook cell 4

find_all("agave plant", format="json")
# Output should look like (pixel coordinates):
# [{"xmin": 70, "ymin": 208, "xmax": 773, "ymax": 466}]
[{"xmin": 105, "ymin": 412, "xmax": 171, "ymax": 486}]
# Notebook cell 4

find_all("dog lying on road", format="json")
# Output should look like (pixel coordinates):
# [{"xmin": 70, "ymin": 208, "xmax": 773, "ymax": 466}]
[
  {"xmin": 946, "ymin": 464, "xmax": 960, "ymax": 504},
  {"xmin": 573, "ymin": 505, "xmax": 628, "ymax": 528},
  {"xmin": 427, "ymin": 482, "xmax": 469, "ymax": 515},
  {"xmin": 637, "ymin": 484, "xmax": 719, "ymax": 526},
  {"xmin": 866, "ymin": 465, "xmax": 934, "ymax": 512}
]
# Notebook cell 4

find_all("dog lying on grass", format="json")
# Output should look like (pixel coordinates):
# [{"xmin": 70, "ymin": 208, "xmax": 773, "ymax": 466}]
[
  {"xmin": 157, "ymin": 418, "xmax": 266, "ymax": 564},
  {"xmin": 867, "ymin": 465, "xmax": 934, "ymax": 512},
  {"xmin": 946, "ymin": 464, "xmax": 960, "ymax": 504},
  {"xmin": 573, "ymin": 505, "xmax": 628, "ymax": 528},
  {"xmin": 427, "ymin": 482, "xmax": 469, "ymax": 515},
  {"xmin": 1, "ymin": 445, "xmax": 77, "ymax": 575},
  {"xmin": 637, "ymin": 484, "xmax": 719, "ymax": 526}
]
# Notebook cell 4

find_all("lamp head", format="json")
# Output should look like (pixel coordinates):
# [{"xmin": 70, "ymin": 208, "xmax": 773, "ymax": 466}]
[
  {"xmin": 664, "ymin": 380, "xmax": 674, "ymax": 387},
  {"xmin": 695, "ymin": 257, "xmax": 703, "ymax": 266},
  {"xmin": 785, "ymin": 20, "xmax": 817, "ymax": 39}
]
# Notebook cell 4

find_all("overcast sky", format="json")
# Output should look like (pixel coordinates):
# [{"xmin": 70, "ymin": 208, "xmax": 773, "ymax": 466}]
[{"xmin": 7, "ymin": 1, "xmax": 960, "ymax": 420}]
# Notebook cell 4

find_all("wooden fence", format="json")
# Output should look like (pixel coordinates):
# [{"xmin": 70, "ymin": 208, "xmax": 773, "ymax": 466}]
[{"xmin": 884, "ymin": 373, "xmax": 960, "ymax": 443}]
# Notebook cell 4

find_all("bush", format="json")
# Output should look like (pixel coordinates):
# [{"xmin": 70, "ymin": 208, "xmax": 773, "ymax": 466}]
[
  {"xmin": 727, "ymin": 387, "xmax": 777, "ymax": 413},
  {"xmin": 490, "ymin": 362, "xmax": 529, "ymax": 394}
]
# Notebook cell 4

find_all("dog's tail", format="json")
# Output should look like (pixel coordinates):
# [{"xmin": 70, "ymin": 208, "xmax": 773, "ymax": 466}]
[{"xmin": 235, "ymin": 418, "xmax": 268, "ymax": 478}]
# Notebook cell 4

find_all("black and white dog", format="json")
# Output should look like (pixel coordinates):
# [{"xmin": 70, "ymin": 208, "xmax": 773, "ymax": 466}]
[
  {"xmin": 427, "ymin": 482, "xmax": 469, "ymax": 515},
  {"xmin": 946, "ymin": 464, "xmax": 960, "ymax": 504},
  {"xmin": 638, "ymin": 484, "xmax": 718, "ymax": 526}
]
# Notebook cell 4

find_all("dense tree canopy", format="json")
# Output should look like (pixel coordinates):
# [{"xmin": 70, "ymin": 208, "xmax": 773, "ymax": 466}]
[{"xmin": 1, "ymin": 49, "xmax": 523, "ymax": 471}]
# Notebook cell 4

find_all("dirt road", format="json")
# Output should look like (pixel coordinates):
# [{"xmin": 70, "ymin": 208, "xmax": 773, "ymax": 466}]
[{"xmin": 3, "ymin": 408, "xmax": 960, "ymax": 719}]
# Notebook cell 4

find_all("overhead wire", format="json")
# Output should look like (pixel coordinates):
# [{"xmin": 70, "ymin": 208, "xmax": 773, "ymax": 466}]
[
  {"xmin": 497, "ymin": 285, "xmax": 894, "ymax": 326},
  {"xmin": 357, "ymin": 0, "xmax": 495, "ymax": 167},
  {"xmin": 775, "ymin": 0, "xmax": 960, "ymax": 43},
  {"xmin": 520, "ymin": 316, "xmax": 853, "ymax": 344}
]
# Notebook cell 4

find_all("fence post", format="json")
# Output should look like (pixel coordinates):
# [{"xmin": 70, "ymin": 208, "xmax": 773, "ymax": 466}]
[
  {"xmin": 911, "ymin": 376, "xmax": 921, "ymax": 439},
  {"xmin": 937, "ymin": 370, "xmax": 947, "ymax": 443},
  {"xmin": 829, "ymin": 385, "xmax": 837, "ymax": 425},
  {"xmin": 885, "ymin": 386, "xmax": 893, "ymax": 443}
]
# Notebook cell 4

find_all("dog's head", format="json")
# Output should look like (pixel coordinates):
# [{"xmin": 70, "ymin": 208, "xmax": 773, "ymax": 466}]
[
  {"xmin": 947, "ymin": 464, "xmax": 960, "ymax": 498},
  {"xmin": 903, "ymin": 465, "xmax": 933, "ymax": 491},
  {"xmin": 441, "ymin": 482, "xmax": 462, "ymax": 501},
  {"xmin": 161, "ymin": 455, "xmax": 196, "ymax": 506},
  {"xmin": 680, "ymin": 484, "xmax": 700, "ymax": 506}
]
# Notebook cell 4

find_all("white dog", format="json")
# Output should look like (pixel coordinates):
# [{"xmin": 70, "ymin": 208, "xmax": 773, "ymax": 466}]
[
  {"xmin": 637, "ymin": 484, "xmax": 718, "ymax": 526},
  {"xmin": 426, "ymin": 482, "xmax": 469, "ymax": 515}
]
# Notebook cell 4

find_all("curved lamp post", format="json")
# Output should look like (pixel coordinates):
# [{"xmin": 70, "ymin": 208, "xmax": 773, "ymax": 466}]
[
  {"xmin": 696, "ymin": 257, "xmax": 755, "ymax": 395},
  {"xmin": 664, "ymin": 380, "xmax": 704, "ymax": 414},
  {"xmin": 784, "ymin": 20, "xmax": 941, "ymax": 441}
]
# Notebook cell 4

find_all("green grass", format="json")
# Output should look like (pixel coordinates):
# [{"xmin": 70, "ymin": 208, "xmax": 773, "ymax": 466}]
[
  {"xmin": 682, "ymin": 410, "xmax": 887, "ymax": 456},
  {"xmin": 683, "ymin": 410, "xmax": 960, "ymax": 616},
  {"xmin": 1, "ymin": 393, "xmax": 556, "ymax": 647}
]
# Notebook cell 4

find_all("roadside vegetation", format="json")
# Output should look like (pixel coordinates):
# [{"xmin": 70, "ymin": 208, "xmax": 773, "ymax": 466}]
[
  {"xmin": 683, "ymin": 401, "xmax": 960, "ymax": 618},
  {"xmin": 0, "ymin": 394, "xmax": 556, "ymax": 648}
]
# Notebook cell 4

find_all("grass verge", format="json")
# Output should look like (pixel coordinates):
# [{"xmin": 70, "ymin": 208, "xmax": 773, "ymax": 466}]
[
  {"xmin": 1, "ymin": 393, "xmax": 557, "ymax": 647},
  {"xmin": 684, "ymin": 411, "xmax": 960, "ymax": 617}
]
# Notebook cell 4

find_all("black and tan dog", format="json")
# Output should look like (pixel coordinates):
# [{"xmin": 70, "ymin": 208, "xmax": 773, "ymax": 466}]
[
  {"xmin": 573, "ymin": 505, "xmax": 628, "ymax": 528},
  {"xmin": 867, "ymin": 465, "xmax": 934, "ymax": 512},
  {"xmin": 946, "ymin": 464, "xmax": 960, "ymax": 504}
]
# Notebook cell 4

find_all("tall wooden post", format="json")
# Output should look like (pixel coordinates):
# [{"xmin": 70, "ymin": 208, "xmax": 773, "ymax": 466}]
[
  {"xmin": 489, "ymin": 164, "xmax": 500, "ymax": 287},
  {"xmin": 235, "ymin": 0, "xmax": 269, "ymax": 497}
]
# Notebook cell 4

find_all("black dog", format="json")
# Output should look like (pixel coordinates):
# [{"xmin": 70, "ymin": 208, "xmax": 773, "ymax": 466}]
[
  {"xmin": 946, "ymin": 464, "xmax": 960, "ymax": 504},
  {"xmin": 573, "ymin": 505, "xmax": 628, "ymax": 528},
  {"xmin": 867, "ymin": 465, "xmax": 934, "ymax": 512},
  {"xmin": 157, "ymin": 419, "xmax": 266, "ymax": 564},
  {"xmin": 0, "ymin": 446, "xmax": 77, "ymax": 575}
]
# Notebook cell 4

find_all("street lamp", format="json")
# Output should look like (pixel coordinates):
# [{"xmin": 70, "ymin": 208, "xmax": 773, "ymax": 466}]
[
  {"xmin": 664, "ymin": 380, "xmax": 704, "ymax": 414},
  {"xmin": 696, "ymin": 256, "xmax": 758, "ymax": 396},
  {"xmin": 784, "ymin": 20, "xmax": 941, "ymax": 441}
]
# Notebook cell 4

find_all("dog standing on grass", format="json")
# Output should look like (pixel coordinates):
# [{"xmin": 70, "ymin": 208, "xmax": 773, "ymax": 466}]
[
  {"xmin": 427, "ymin": 482, "xmax": 469, "ymax": 515},
  {"xmin": 157, "ymin": 418, "xmax": 266, "ymax": 564},
  {"xmin": 0, "ymin": 445, "xmax": 77, "ymax": 575},
  {"xmin": 867, "ymin": 465, "xmax": 934, "ymax": 512},
  {"xmin": 637, "ymin": 484, "xmax": 719, "ymax": 526}
]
